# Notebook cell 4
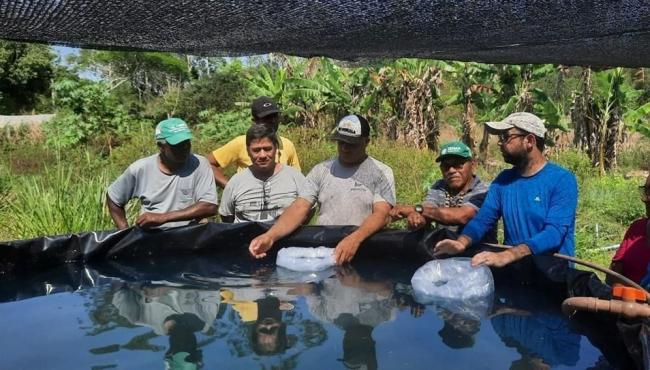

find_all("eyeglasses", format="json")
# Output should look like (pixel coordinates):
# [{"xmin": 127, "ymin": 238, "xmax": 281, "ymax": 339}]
[
  {"xmin": 639, "ymin": 186, "xmax": 650, "ymax": 201},
  {"xmin": 498, "ymin": 133, "xmax": 527, "ymax": 144},
  {"xmin": 440, "ymin": 160, "xmax": 469, "ymax": 171}
]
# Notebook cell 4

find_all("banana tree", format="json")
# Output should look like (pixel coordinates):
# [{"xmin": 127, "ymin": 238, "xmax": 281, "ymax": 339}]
[
  {"xmin": 625, "ymin": 101, "xmax": 650, "ymax": 138},
  {"xmin": 445, "ymin": 62, "xmax": 493, "ymax": 153},
  {"xmin": 354, "ymin": 59, "xmax": 446, "ymax": 150},
  {"xmin": 476, "ymin": 64, "xmax": 557, "ymax": 161},
  {"xmin": 288, "ymin": 57, "xmax": 352, "ymax": 127},
  {"xmin": 571, "ymin": 67, "xmax": 641, "ymax": 174}
]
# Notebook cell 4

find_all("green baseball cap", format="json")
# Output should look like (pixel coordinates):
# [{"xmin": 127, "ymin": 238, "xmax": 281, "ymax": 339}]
[
  {"xmin": 436, "ymin": 140, "xmax": 472, "ymax": 162},
  {"xmin": 155, "ymin": 118, "xmax": 193, "ymax": 145}
]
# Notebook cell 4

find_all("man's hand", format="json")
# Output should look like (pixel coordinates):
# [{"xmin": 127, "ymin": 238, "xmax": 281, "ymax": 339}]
[
  {"xmin": 136, "ymin": 212, "xmax": 169, "ymax": 228},
  {"xmin": 389, "ymin": 205, "xmax": 414, "ymax": 220},
  {"xmin": 334, "ymin": 235, "xmax": 362, "ymax": 265},
  {"xmin": 433, "ymin": 239, "xmax": 467, "ymax": 257},
  {"xmin": 407, "ymin": 212, "xmax": 427, "ymax": 229},
  {"xmin": 472, "ymin": 245, "xmax": 531, "ymax": 268},
  {"xmin": 249, "ymin": 233, "xmax": 275, "ymax": 259},
  {"xmin": 471, "ymin": 251, "xmax": 515, "ymax": 267}
]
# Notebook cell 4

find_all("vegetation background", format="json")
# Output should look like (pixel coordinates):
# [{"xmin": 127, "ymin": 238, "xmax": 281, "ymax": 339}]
[{"xmin": 1, "ymin": 41, "xmax": 650, "ymax": 267}]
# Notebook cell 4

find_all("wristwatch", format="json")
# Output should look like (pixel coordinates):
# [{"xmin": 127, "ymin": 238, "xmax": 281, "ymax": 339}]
[{"xmin": 414, "ymin": 204, "xmax": 424, "ymax": 214}]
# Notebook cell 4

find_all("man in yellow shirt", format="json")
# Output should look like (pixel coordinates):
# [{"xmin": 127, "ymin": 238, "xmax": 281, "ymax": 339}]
[{"xmin": 207, "ymin": 96, "xmax": 301, "ymax": 188}]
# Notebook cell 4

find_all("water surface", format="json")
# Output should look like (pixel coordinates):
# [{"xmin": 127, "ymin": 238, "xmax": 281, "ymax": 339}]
[{"xmin": 0, "ymin": 256, "xmax": 618, "ymax": 369}]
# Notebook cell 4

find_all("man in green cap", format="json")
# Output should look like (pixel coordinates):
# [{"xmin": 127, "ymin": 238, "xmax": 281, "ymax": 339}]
[
  {"xmin": 107, "ymin": 118, "xmax": 218, "ymax": 229},
  {"xmin": 390, "ymin": 140, "xmax": 496, "ymax": 243}
]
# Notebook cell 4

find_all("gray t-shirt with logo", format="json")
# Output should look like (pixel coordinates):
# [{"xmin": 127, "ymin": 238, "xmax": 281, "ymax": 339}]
[
  {"xmin": 107, "ymin": 154, "xmax": 218, "ymax": 228},
  {"xmin": 299, "ymin": 156, "xmax": 395, "ymax": 226},
  {"xmin": 219, "ymin": 165, "xmax": 307, "ymax": 223}
]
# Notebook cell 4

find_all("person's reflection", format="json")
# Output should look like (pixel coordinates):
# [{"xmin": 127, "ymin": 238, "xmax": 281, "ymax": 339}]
[
  {"xmin": 164, "ymin": 313, "xmax": 205, "ymax": 369},
  {"xmin": 305, "ymin": 265, "xmax": 421, "ymax": 370},
  {"xmin": 436, "ymin": 308, "xmax": 480, "ymax": 349},
  {"xmin": 489, "ymin": 284, "xmax": 580, "ymax": 369},
  {"xmin": 111, "ymin": 283, "xmax": 221, "ymax": 369},
  {"xmin": 334, "ymin": 313, "xmax": 377, "ymax": 370},
  {"xmin": 219, "ymin": 287, "xmax": 295, "ymax": 355},
  {"xmin": 251, "ymin": 296, "xmax": 293, "ymax": 355}
]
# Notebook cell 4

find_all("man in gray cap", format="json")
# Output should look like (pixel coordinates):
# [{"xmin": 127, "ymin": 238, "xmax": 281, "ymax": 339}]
[
  {"xmin": 434, "ymin": 112, "xmax": 578, "ymax": 267},
  {"xmin": 249, "ymin": 114, "xmax": 395, "ymax": 264}
]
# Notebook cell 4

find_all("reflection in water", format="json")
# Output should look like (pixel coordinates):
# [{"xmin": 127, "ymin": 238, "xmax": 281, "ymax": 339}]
[
  {"xmin": 436, "ymin": 308, "xmax": 480, "ymax": 349},
  {"xmin": 306, "ymin": 265, "xmax": 425, "ymax": 370},
  {"xmin": 489, "ymin": 284, "xmax": 581, "ymax": 370},
  {"xmin": 111, "ymin": 283, "xmax": 221, "ymax": 368},
  {"xmin": 0, "ymin": 257, "xmax": 623, "ymax": 369},
  {"xmin": 490, "ymin": 311, "xmax": 580, "ymax": 369}
]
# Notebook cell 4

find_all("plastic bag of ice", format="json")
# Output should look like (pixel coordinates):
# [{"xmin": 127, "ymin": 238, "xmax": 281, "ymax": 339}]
[
  {"xmin": 275, "ymin": 266, "xmax": 336, "ymax": 283},
  {"xmin": 276, "ymin": 246, "xmax": 336, "ymax": 272},
  {"xmin": 411, "ymin": 258, "xmax": 494, "ymax": 304}
]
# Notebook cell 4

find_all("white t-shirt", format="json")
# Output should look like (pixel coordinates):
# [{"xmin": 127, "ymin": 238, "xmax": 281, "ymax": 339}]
[{"xmin": 299, "ymin": 156, "xmax": 395, "ymax": 226}]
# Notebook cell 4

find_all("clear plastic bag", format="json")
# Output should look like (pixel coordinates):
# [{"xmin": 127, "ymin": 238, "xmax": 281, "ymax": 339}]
[
  {"xmin": 276, "ymin": 246, "xmax": 336, "ymax": 272},
  {"xmin": 411, "ymin": 258, "xmax": 494, "ymax": 318},
  {"xmin": 275, "ymin": 266, "xmax": 336, "ymax": 283}
]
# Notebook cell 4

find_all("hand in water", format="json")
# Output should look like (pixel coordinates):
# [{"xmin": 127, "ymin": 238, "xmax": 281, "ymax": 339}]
[
  {"xmin": 334, "ymin": 235, "xmax": 361, "ymax": 265},
  {"xmin": 249, "ymin": 233, "xmax": 274, "ymax": 258},
  {"xmin": 433, "ymin": 239, "xmax": 466, "ymax": 257}
]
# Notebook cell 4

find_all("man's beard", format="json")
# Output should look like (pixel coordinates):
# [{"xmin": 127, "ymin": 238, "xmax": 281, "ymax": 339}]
[
  {"xmin": 502, "ymin": 149, "xmax": 527, "ymax": 168},
  {"xmin": 161, "ymin": 150, "xmax": 189, "ymax": 167}
]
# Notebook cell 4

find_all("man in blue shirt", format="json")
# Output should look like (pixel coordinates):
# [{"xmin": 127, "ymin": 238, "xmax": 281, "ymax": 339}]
[{"xmin": 434, "ymin": 112, "xmax": 578, "ymax": 268}]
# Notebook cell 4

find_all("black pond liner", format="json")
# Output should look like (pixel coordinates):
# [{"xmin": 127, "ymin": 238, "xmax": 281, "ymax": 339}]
[{"xmin": 0, "ymin": 222, "xmax": 648, "ymax": 369}]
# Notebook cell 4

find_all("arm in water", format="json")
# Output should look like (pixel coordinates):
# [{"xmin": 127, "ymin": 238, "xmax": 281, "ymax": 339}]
[
  {"xmin": 334, "ymin": 201, "xmax": 392, "ymax": 264},
  {"xmin": 249, "ymin": 197, "xmax": 312, "ymax": 258}
]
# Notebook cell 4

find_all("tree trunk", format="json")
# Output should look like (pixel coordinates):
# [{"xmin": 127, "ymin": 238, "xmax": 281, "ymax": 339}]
[{"xmin": 461, "ymin": 95, "xmax": 476, "ymax": 153}]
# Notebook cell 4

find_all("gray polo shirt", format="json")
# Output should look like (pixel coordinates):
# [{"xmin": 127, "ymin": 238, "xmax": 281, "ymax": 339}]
[
  {"xmin": 299, "ymin": 156, "xmax": 395, "ymax": 226},
  {"xmin": 219, "ymin": 165, "xmax": 307, "ymax": 223},
  {"xmin": 107, "ymin": 154, "xmax": 218, "ymax": 228}
]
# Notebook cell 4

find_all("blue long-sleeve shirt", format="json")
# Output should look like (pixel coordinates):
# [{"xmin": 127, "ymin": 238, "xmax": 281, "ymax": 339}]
[{"xmin": 462, "ymin": 162, "xmax": 577, "ymax": 256}]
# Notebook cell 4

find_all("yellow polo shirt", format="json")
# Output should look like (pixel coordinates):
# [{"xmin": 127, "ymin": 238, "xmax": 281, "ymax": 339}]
[{"xmin": 211, "ymin": 135, "xmax": 301, "ymax": 172}]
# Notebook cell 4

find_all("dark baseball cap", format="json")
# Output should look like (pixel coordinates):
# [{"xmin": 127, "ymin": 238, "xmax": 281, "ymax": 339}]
[
  {"xmin": 251, "ymin": 96, "xmax": 280, "ymax": 118},
  {"xmin": 331, "ymin": 115, "xmax": 370, "ymax": 144}
]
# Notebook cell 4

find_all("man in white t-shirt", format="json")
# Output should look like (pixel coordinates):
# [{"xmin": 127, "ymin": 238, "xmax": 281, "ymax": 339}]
[{"xmin": 249, "ymin": 114, "xmax": 395, "ymax": 264}]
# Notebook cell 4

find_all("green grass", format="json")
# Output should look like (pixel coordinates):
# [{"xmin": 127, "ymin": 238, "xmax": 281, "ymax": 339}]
[{"xmin": 1, "ymin": 166, "xmax": 114, "ymax": 239}]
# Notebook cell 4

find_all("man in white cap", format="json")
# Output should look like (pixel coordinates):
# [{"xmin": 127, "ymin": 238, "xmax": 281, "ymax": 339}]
[
  {"xmin": 249, "ymin": 114, "xmax": 395, "ymax": 264},
  {"xmin": 107, "ymin": 118, "xmax": 218, "ymax": 229},
  {"xmin": 434, "ymin": 112, "xmax": 578, "ymax": 268}
]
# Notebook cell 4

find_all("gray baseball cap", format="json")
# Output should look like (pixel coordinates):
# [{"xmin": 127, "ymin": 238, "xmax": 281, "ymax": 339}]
[{"xmin": 485, "ymin": 112, "xmax": 547, "ymax": 138}]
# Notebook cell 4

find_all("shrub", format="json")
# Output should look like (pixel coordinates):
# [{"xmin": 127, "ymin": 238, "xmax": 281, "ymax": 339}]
[
  {"xmin": 618, "ymin": 139, "xmax": 650, "ymax": 172},
  {"xmin": 43, "ymin": 79, "xmax": 143, "ymax": 150},
  {"xmin": 196, "ymin": 109, "xmax": 250, "ymax": 144},
  {"xmin": 575, "ymin": 174, "xmax": 645, "ymax": 257},
  {"xmin": 549, "ymin": 149, "xmax": 597, "ymax": 183}
]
